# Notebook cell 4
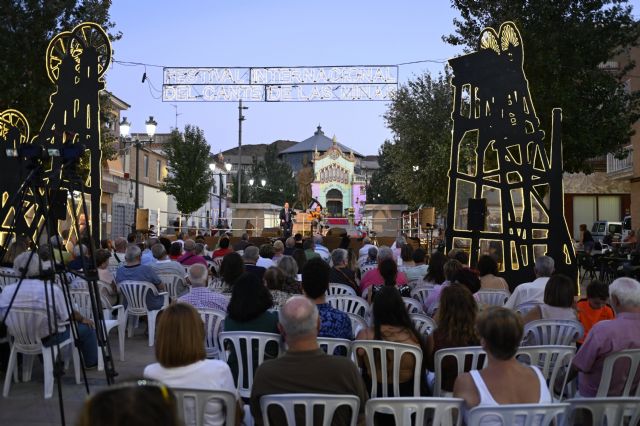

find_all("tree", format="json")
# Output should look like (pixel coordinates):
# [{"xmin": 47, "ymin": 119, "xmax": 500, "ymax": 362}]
[
  {"xmin": 380, "ymin": 71, "xmax": 455, "ymax": 211},
  {"xmin": 161, "ymin": 126, "xmax": 214, "ymax": 217},
  {"xmin": 367, "ymin": 141, "xmax": 406, "ymax": 205},
  {"xmin": 246, "ymin": 145, "xmax": 298, "ymax": 206},
  {"xmin": 445, "ymin": 0, "xmax": 640, "ymax": 172}
]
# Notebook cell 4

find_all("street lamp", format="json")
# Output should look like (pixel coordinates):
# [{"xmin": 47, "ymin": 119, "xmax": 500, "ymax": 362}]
[
  {"xmin": 237, "ymin": 100, "xmax": 249, "ymax": 203},
  {"xmin": 119, "ymin": 115, "xmax": 157, "ymax": 232},
  {"xmin": 209, "ymin": 161, "xmax": 232, "ymax": 227}
]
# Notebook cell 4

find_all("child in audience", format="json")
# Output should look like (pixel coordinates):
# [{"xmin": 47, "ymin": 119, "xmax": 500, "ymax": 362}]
[{"xmin": 576, "ymin": 280, "xmax": 615, "ymax": 348}]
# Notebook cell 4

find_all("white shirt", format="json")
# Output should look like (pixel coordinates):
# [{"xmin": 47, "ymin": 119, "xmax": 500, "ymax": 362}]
[
  {"xmin": 504, "ymin": 277, "xmax": 549, "ymax": 310},
  {"xmin": 256, "ymin": 257, "xmax": 275, "ymax": 269},
  {"xmin": 144, "ymin": 359, "xmax": 238, "ymax": 426},
  {"xmin": 358, "ymin": 243, "xmax": 375, "ymax": 259}
]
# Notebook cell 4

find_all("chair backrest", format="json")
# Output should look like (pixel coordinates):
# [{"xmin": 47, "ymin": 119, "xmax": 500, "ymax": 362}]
[
  {"xmin": 434, "ymin": 346, "xmax": 488, "ymax": 397},
  {"xmin": 208, "ymin": 277, "xmax": 225, "ymax": 291},
  {"xmin": 410, "ymin": 313, "xmax": 436, "ymax": 336},
  {"xmin": 118, "ymin": 280, "xmax": 158, "ymax": 315},
  {"xmin": 410, "ymin": 285, "xmax": 434, "ymax": 307},
  {"xmin": 157, "ymin": 272, "xmax": 184, "ymax": 300},
  {"xmin": 197, "ymin": 308, "xmax": 226, "ymax": 359},
  {"xmin": 70, "ymin": 288, "xmax": 94, "ymax": 320},
  {"xmin": 522, "ymin": 319, "xmax": 584, "ymax": 346},
  {"xmin": 260, "ymin": 394, "xmax": 359, "ymax": 426},
  {"xmin": 346, "ymin": 312, "xmax": 368, "ymax": 337},
  {"xmin": 4, "ymin": 308, "xmax": 48, "ymax": 351},
  {"xmin": 402, "ymin": 297, "xmax": 425, "ymax": 315},
  {"xmin": 467, "ymin": 403, "xmax": 568, "ymax": 426},
  {"xmin": 327, "ymin": 283, "xmax": 357, "ymax": 296},
  {"xmin": 69, "ymin": 276, "xmax": 89, "ymax": 289},
  {"xmin": 218, "ymin": 331, "xmax": 282, "ymax": 398},
  {"xmin": 515, "ymin": 301, "xmax": 541, "ymax": 316},
  {"xmin": 365, "ymin": 397, "xmax": 464, "ymax": 426},
  {"xmin": 565, "ymin": 397, "xmax": 640, "ymax": 426},
  {"xmin": 0, "ymin": 267, "xmax": 18, "ymax": 290},
  {"xmin": 475, "ymin": 289, "xmax": 510, "ymax": 307},
  {"xmin": 515, "ymin": 345, "xmax": 575, "ymax": 397},
  {"xmin": 326, "ymin": 295, "xmax": 370, "ymax": 320},
  {"xmin": 172, "ymin": 388, "xmax": 237, "ymax": 426},
  {"xmin": 317, "ymin": 337, "xmax": 351, "ymax": 357},
  {"xmin": 352, "ymin": 340, "xmax": 423, "ymax": 398},
  {"xmin": 596, "ymin": 348, "xmax": 640, "ymax": 397}
]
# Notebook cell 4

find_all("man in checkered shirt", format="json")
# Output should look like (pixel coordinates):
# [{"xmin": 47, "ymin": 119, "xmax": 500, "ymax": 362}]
[{"xmin": 178, "ymin": 263, "xmax": 228, "ymax": 312}]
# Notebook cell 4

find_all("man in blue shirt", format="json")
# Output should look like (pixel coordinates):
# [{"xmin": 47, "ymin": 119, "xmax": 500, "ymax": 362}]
[
  {"xmin": 302, "ymin": 257, "xmax": 353, "ymax": 340},
  {"xmin": 116, "ymin": 244, "xmax": 165, "ymax": 310}
]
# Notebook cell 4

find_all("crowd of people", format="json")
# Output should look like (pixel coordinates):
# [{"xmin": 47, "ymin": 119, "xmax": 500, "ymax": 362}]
[{"xmin": 1, "ymin": 230, "xmax": 639, "ymax": 425}]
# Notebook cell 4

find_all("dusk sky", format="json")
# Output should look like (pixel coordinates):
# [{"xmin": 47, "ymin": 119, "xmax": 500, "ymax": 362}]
[{"xmin": 105, "ymin": 1, "xmax": 639, "ymax": 156}]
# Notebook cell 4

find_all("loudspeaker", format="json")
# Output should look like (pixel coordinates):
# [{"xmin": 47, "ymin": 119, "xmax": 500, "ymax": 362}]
[
  {"xmin": 420, "ymin": 207, "xmax": 435, "ymax": 227},
  {"xmin": 468, "ymin": 198, "xmax": 487, "ymax": 231},
  {"xmin": 49, "ymin": 189, "xmax": 68, "ymax": 220},
  {"xmin": 136, "ymin": 208, "xmax": 149, "ymax": 231}
]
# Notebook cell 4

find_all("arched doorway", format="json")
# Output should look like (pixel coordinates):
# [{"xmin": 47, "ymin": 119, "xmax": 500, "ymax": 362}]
[{"xmin": 326, "ymin": 189, "xmax": 343, "ymax": 216}]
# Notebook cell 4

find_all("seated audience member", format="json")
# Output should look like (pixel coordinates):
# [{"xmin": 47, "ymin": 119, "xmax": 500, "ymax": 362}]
[
  {"xmin": 453, "ymin": 268, "xmax": 481, "ymax": 295},
  {"xmin": 168, "ymin": 241, "xmax": 182, "ymax": 260},
  {"xmin": 272, "ymin": 240, "xmax": 285, "ymax": 264},
  {"xmin": 391, "ymin": 235, "xmax": 406, "ymax": 261},
  {"xmin": 477, "ymin": 255, "xmax": 509, "ymax": 292},
  {"xmin": 356, "ymin": 285, "xmax": 426, "ymax": 397},
  {"xmin": 264, "ymin": 267, "xmax": 291, "ymax": 308},
  {"xmin": 76, "ymin": 380, "xmax": 181, "ymax": 426},
  {"xmin": 232, "ymin": 233, "xmax": 251, "ymax": 252},
  {"xmin": 523, "ymin": 274, "xmax": 577, "ymax": 324},
  {"xmin": 303, "ymin": 238, "xmax": 320, "ymax": 261},
  {"xmin": 116, "ymin": 245, "xmax": 165, "ymax": 310},
  {"xmin": 257, "ymin": 244, "xmax": 275, "ymax": 268},
  {"xmin": 302, "ymin": 258, "xmax": 353, "ymax": 339},
  {"xmin": 399, "ymin": 244, "xmax": 415, "ymax": 268},
  {"xmin": 448, "ymin": 248, "xmax": 469, "ymax": 266},
  {"xmin": 110, "ymin": 237, "xmax": 127, "ymax": 265},
  {"xmin": 368, "ymin": 258, "xmax": 412, "ymax": 303},
  {"xmin": 96, "ymin": 248, "xmax": 119, "ymax": 307},
  {"xmin": 213, "ymin": 237, "xmax": 232, "ymax": 258},
  {"xmin": 504, "ymin": 255, "xmax": 554, "ymax": 310},
  {"xmin": 294, "ymin": 233, "xmax": 304, "ymax": 249},
  {"xmin": 150, "ymin": 243, "xmax": 189, "ymax": 297},
  {"xmin": 423, "ymin": 251, "xmax": 446, "ymax": 285},
  {"xmin": 360, "ymin": 246, "xmax": 408, "ymax": 295},
  {"xmin": 426, "ymin": 284, "xmax": 480, "ymax": 393},
  {"xmin": 0, "ymin": 252, "xmax": 98, "ymax": 368},
  {"xmin": 283, "ymin": 237, "xmax": 296, "ymax": 256},
  {"xmin": 564, "ymin": 277, "xmax": 640, "ymax": 397},
  {"xmin": 405, "ymin": 248, "xmax": 429, "ymax": 283},
  {"xmin": 143, "ymin": 303, "xmax": 241, "ymax": 426},
  {"xmin": 292, "ymin": 248, "xmax": 307, "ymax": 273},
  {"xmin": 50, "ymin": 234, "xmax": 72, "ymax": 265},
  {"xmin": 195, "ymin": 243, "xmax": 213, "ymax": 262},
  {"xmin": 277, "ymin": 255, "xmax": 301, "ymax": 294},
  {"xmin": 424, "ymin": 259, "xmax": 463, "ymax": 315},
  {"xmin": 358, "ymin": 236, "xmax": 375, "ymax": 261},
  {"xmin": 219, "ymin": 252, "xmax": 245, "ymax": 292},
  {"xmin": 313, "ymin": 234, "xmax": 330, "ymax": 262},
  {"xmin": 223, "ymin": 273, "xmax": 279, "ymax": 383},
  {"xmin": 250, "ymin": 296, "xmax": 368, "ymax": 426},
  {"xmin": 141, "ymin": 238, "xmax": 158, "ymax": 265},
  {"xmin": 179, "ymin": 264, "xmax": 228, "ymax": 312},
  {"xmin": 576, "ymin": 280, "xmax": 615, "ymax": 347},
  {"xmin": 68, "ymin": 244, "xmax": 94, "ymax": 271},
  {"xmin": 361, "ymin": 246, "xmax": 378, "ymax": 268},
  {"xmin": 453, "ymin": 307, "xmax": 551, "ymax": 419},
  {"xmin": 328, "ymin": 248, "xmax": 358, "ymax": 293},
  {"xmin": 242, "ymin": 246, "xmax": 267, "ymax": 282},
  {"xmin": 178, "ymin": 239, "xmax": 207, "ymax": 266}
]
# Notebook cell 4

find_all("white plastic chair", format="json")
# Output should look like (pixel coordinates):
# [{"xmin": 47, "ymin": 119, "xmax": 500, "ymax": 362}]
[
  {"xmin": 157, "ymin": 272, "xmax": 186, "ymax": 300},
  {"xmin": 347, "ymin": 312, "xmax": 368, "ymax": 337},
  {"xmin": 0, "ymin": 267, "xmax": 18, "ymax": 290},
  {"xmin": 515, "ymin": 345, "xmax": 575, "ymax": 399},
  {"xmin": 197, "ymin": 308, "xmax": 226, "ymax": 359},
  {"xmin": 467, "ymin": 403, "xmax": 568, "ymax": 426},
  {"xmin": 522, "ymin": 320, "xmax": 584, "ymax": 346},
  {"xmin": 411, "ymin": 285, "xmax": 434, "ymax": 309},
  {"xmin": 218, "ymin": 331, "xmax": 282, "ymax": 398},
  {"xmin": 434, "ymin": 346, "xmax": 488, "ymax": 397},
  {"xmin": 2, "ymin": 308, "xmax": 81, "ymax": 399},
  {"xmin": 515, "ymin": 301, "xmax": 541, "ymax": 316},
  {"xmin": 352, "ymin": 340, "xmax": 423, "ymax": 398},
  {"xmin": 172, "ymin": 387, "xmax": 237, "ymax": 426},
  {"xmin": 596, "ymin": 348, "xmax": 640, "ymax": 397},
  {"xmin": 260, "ymin": 393, "xmax": 359, "ymax": 426},
  {"xmin": 317, "ymin": 337, "xmax": 351, "ymax": 357},
  {"xmin": 564, "ymin": 397, "xmax": 640, "ymax": 426},
  {"xmin": 475, "ymin": 289, "xmax": 510, "ymax": 307},
  {"xmin": 118, "ymin": 280, "xmax": 169, "ymax": 347},
  {"xmin": 365, "ymin": 397, "xmax": 464, "ymax": 426},
  {"xmin": 70, "ymin": 288, "xmax": 126, "ymax": 368},
  {"xmin": 410, "ymin": 313, "xmax": 436, "ymax": 336},
  {"xmin": 326, "ymin": 295, "xmax": 370, "ymax": 321},
  {"xmin": 208, "ymin": 277, "xmax": 225, "ymax": 291},
  {"xmin": 403, "ymin": 297, "xmax": 425, "ymax": 315},
  {"xmin": 327, "ymin": 283, "xmax": 357, "ymax": 296}
]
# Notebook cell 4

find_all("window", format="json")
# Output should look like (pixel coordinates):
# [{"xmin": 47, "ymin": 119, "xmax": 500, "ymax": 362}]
[
  {"xmin": 156, "ymin": 160, "xmax": 161, "ymax": 181},
  {"xmin": 144, "ymin": 155, "xmax": 149, "ymax": 177}
]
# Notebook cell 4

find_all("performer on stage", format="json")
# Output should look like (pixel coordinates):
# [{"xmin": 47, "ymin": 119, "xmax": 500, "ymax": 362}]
[
  {"xmin": 311, "ymin": 205, "xmax": 323, "ymax": 235},
  {"xmin": 279, "ymin": 202, "xmax": 295, "ymax": 238}
]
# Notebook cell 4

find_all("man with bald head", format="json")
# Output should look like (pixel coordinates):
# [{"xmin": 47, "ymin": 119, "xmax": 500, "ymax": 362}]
[
  {"xmin": 250, "ymin": 296, "xmax": 368, "ymax": 426},
  {"xmin": 179, "ymin": 263, "xmax": 228, "ymax": 312}
]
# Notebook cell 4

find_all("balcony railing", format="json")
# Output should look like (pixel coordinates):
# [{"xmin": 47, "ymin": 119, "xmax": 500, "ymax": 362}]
[{"xmin": 606, "ymin": 146, "xmax": 633, "ymax": 177}]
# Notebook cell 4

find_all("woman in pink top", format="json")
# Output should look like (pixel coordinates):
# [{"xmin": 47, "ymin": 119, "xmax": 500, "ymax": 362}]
[{"xmin": 360, "ymin": 246, "xmax": 408, "ymax": 296}]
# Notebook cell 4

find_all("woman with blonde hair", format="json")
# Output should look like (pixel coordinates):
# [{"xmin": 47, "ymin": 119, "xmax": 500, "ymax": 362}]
[{"xmin": 144, "ymin": 303, "xmax": 241, "ymax": 426}]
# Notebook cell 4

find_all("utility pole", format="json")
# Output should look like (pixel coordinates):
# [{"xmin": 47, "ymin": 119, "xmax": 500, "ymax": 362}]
[{"xmin": 237, "ymin": 99, "xmax": 248, "ymax": 203}]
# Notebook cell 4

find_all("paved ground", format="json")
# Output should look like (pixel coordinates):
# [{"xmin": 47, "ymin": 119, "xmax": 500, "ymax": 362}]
[{"xmin": 0, "ymin": 327, "xmax": 155, "ymax": 426}]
